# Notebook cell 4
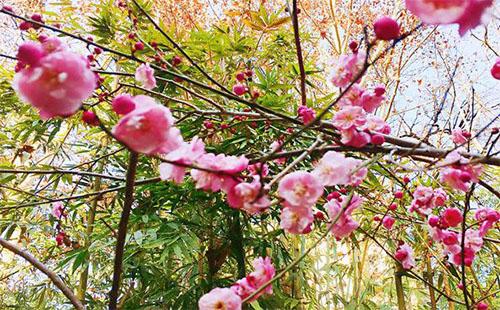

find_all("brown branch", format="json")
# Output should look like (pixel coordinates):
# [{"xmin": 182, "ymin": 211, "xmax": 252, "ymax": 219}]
[
  {"xmin": 0, "ymin": 169, "xmax": 125, "ymax": 181},
  {"xmin": 109, "ymin": 152, "xmax": 139, "ymax": 309},
  {"xmin": 0, "ymin": 238, "xmax": 84, "ymax": 309},
  {"xmin": 291, "ymin": 0, "xmax": 307, "ymax": 106}
]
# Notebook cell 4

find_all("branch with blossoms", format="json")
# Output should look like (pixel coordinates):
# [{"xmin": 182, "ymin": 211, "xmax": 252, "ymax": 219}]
[{"xmin": 1, "ymin": 0, "xmax": 500, "ymax": 309}]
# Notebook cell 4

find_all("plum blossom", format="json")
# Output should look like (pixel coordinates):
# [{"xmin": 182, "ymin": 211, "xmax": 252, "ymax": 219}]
[
  {"xmin": 382, "ymin": 215, "xmax": 395, "ymax": 230},
  {"xmin": 270, "ymin": 140, "xmax": 286, "ymax": 164},
  {"xmin": 441, "ymin": 208, "xmax": 463, "ymax": 228},
  {"xmin": 159, "ymin": 136, "xmax": 205, "ymax": 183},
  {"xmin": 311, "ymin": 151, "xmax": 352, "ymax": 186},
  {"xmin": 191, "ymin": 154, "xmax": 249, "ymax": 192},
  {"xmin": 198, "ymin": 288, "xmax": 242, "ymax": 310},
  {"xmin": 278, "ymin": 171, "xmax": 323, "ymax": 208},
  {"xmin": 332, "ymin": 106, "xmax": 366, "ymax": 131},
  {"xmin": 395, "ymin": 244, "xmax": 415, "ymax": 269},
  {"xmin": 475, "ymin": 208, "xmax": 500, "ymax": 237},
  {"xmin": 13, "ymin": 39, "xmax": 95, "ymax": 119},
  {"xmin": 226, "ymin": 177, "xmax": 271, "ymax": 214},
  {"xmin": 329, "ymin": 51, "xmax": 366, "ymax": 88},
  {"xmin": 325, "ymin": 194, "xmax": 363, "ymax": 239},
  {"xmin": 408, "ymin": 186, "xmax": 447, "ymax": 215},
  {"xmin": 297, "ymin": 105, "xmax": 316, "ymax": 124},
  {"xmin": 451, "ymin": 128, "xmax": 467, "ymax": 144},
  {"xmin": 231, "ymin": 257, "xmax": 275, "ymax": 302},
  {"xmin": 405, "ymin": 0, "xmax": 493, "ymax": 36},
  {"xmin": 340, "ymin": 128, "xmax": 371, "ymax": 148},
  {"xmin": 247, "ymin": 163, "xmax": 269, "ymax": 176},
  {"xmin": 440, "ymin": 151, "xmax": 483, "ymax": 191},
  {"xmin": 280, "ymin": 205, "xmax": 314, "ymax": 234},
  {"xmin": 113, "ymin": 95, "xmax": 183, "ymax": 155},
  {"xmin": 135, "ymin": 63, "xmax": 157, "ymax": 90},
  {"xmin": 52, "ymin": 202, "xmax": 66, "ymax": 218}
]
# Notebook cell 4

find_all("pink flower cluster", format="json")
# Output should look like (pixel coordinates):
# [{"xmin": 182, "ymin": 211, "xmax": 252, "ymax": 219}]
[
  {"xmin": 395, "ymin": 243, "xmax": 415, "ymax": 269},
  {"xmin": 325, "ymin": 194, "xmax": 363, "ymax": 239},
  {"xmin": 198, "ymin": 257, "xmax": 275, "ymax": 310},
  {"xmin": 451, "ymin": 128, "xmax": 470, "ymax": 145},
  {"xmin": 52, "ymin": 202, "xmax": 67, "ymax": 218},
  {"xmin": 329, "ymin": 51, "xmax": 365, "ymax": 88},
  {"xmin": 405, "ymin": 0, "xmax": 493, "ymax": 36},
  {"xmin": 440, "ymin": 151, "xmax": 483, "ymax": 192},
  {"xmin": 297, "ymin": 105, "xmax": 316, "ymax": 124},
  {"xmin": 13, "ymin": 37, "xmax": 96, "ymax": 119},
  {"xmin": 408, "ymin": 186, "xmax": 448, "ymax": 215},
  {"xmin": 428, "ymin": 208, "xmax": 499, "ymax": 267},
  {"xmin": 312, "ymin": 151, "xmax": 367, "ymax": 187}
]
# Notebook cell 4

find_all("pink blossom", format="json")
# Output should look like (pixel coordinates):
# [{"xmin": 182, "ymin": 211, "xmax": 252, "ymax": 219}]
[
  {"xmin": 332, "ymin": 106, "xmax": 366, "ymax": 131},
  {"xmin": 227, "ymin": 177, "xmax": 271, "ymax": 214},
  {"xmin": 233, "ymin": 84, "xmax": 247, "ymax": 96},
  {"xmin": 441, "ymin": 208, "xmax": 463, "ymax": 228},
  {"xmin": 440, "ymin": 151, "xmax": 483, "ymax": 191},
  {"xmin": 346, "ymin": 158, "xmax": 368, "ymax": 186},
  {"xmin": 135, "ymin": 63, "xmax": 157, "ymax": 90},
  {"xmin": 382, "ymin": 215, "xmax": 395, "ymax": 230},
  {"xmin": 338, "ymin": 85, "xmax": 365, "ymax": 108},
  {"xmin": 159, "ymin": 136, "xmax": 205, "ymax": 183},
  {"xmin": 198, "ymin": 288, "xmax": 242, "ymax": 310},
  {"xmin": 360, "ymin": 89, "xmax": 385, "ymax": 113},
  {"xmin": 191, "ymin": 153, "xmax": 249, "ymax": 192},
  {"xmin": 278, "ymin": 171, "xmax": 323, "ymax": 208},
  {"xmin": 248, "ymin": 163, "xmax": 269, "ymax": 176},
  {"xmin": 451, "ymin": 128, "xmax": 467, "ymax": 144},
  {"xmin": 16, "ymin": 42, "xmax": 44, "ymax": 66},
  {"xmin": 113, "ymin": 95, "xmax": 183, "ymax": 155},
  {"xmin": 270, "ymin": 140, "xmax": 286, "ymax": 164},
  {"xmin": 231, "ymin": 257, "xmax": 275, "ymax": 302},
  {"xmin": 395, "ymin": 244, "xmax": 415, "ymax": 269},
  {"xmin": 329, "ymin": 52, "xmax": 366, "ymax": 88},
  {"xmin": 52, "ymin": 202, "xmax": 66, "ymax": 218},
  {"xmin": 13, "ymin": 41, "xmax": 95, "ymax": 119},
  {"xmin": 405, "ymin": 0, "xmax": 493, "ymax": 36},
  {"xmin": 408, "ymin": 186, "xmax": 434, "ymax": 215},
  {"xmin": 431, "ymin": 188, "xmax": 448, "ymax": 207},
  {"xmin": 311, "ymin": 151, "xmax": 352, "ymax": 186},
  {"xmin": 41, "ymin": 37, "xmax": 65, "ymax": 54},
  {"xmin": 451, "ymin": 247, "xmax": 476, "ymax": 267},
  {"xmin": 475, "ymin": 208, "xmax": 500, "ymax": 237},
  {"xmin": 363, "ymin": 116, "xmax": 391, "ymax": 134},
  {"xmin": 280, "ymin": 205, "xmax": 314, "ymax": 234},
  {"xmin": 340, "ymin": 128, "xmax": 371, "ymax": 148},
  {"xmin": 297, "ymin": 105, "xmax": 316, "ymax": 124},
  {"xmin": 325, "ymin": 194, "xmax": 363, "ymax": 239},
  {"xmin": 477, "ymin": 302, "xmax": 489, "ymax": 310}
]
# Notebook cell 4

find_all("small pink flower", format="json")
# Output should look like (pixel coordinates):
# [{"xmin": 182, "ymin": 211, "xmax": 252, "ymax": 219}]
[
  {"xmin": 270, "ymin": 141, "xmax": 286, "ymax": 164},
  {"xmin": 278, "ymin": 171, "xmax": 323, "ymax": 208},
  {"xmin": 475, "ymin": 208, "xmax": 500, "ymax": 237},
  {"xmin": 198, "ymin": 287, "xmax": 242, "ymax": 310},
  {"xmin": 325, "ymin": 194, "xmax": 363, "ymax": 239},
  {"xmin": 440, "ymin": 151, "xmax": 483, "ymax": 191},
  {"xmin": 476, "ymin": 302, "xmax": 489, "ymax": 310},
  {"xmin": 340, "ymin": 128, "xmax": 370, "ymax": 148},
  {"xmin": 159, "ymin": 136, "xmax": 205, "ymax": 183},
  {"xmin": 231, "ymin": 257, "xmax": 275, "ymax": 302},
  {"xmin": 227, "ymin": 177, "xmax": 271, "ymax": 214},
  {"xmin": 382, "ymin": 215, "xmax": 395, "ymax": 230},
  {"xmin": 363, "ymin": 116, "xmax": 391, "ymax": 134},
  {"xmin": 280, "ymin": 205, "xmax": 314, "ymax": 234},
  {"xmin": 191, "ymin": 154, "xmax": 248, "ymax": 192},
  {"xmin": 451, "ymin": 128, "xmax": 467, "ymax": 144},
  {"xmin": 16, "ymin": 42, "xmax": 44, "ymax": 66},
  {"xmin": 312, "ymin": 151, "xmax": 351, "ymax": 186},
  {"xmin": 408, "ymin": 186, "xmax": 435, "ymax": 215},
  {"xmin": 297, "ymin": 106, "xmax": 316, "ymax": 124},
  {"xmin": 329, "ymin": 52, "xmax": 366, "ymax": 88},
  {"xmin": 441, "ymin": 208, "xmax": 463, "ymax": 228},
  {"xmin": 395, "ymin": 244, "xmax": 415, "ymax": 269},
  {"xmin": 374, "ymin": 16, "xmax": 400, "ymax": 41},
  {"xmin": 233, "ymin": 84, "xmax": 246, "ymax": 96},
  {"xmin": 441, "ymin": 230, "xmax": 459, "ymax": 246},
  {"xmin": 338, "ymin": 85, "xmax": 365, "ymax": 108},
  {"xmin": 13, "ymin": 41, "xmax": 95, "ymax": 119},
  {"xmin": 361, "ymin": 88, "xmax": 385, "ymax": 113},
  {"xmin": 135, "ymin": 63, "xmax": 157, "ymax": 90},
  {"xmin": 431, "ymin": 188, "xmax": 448, "ymax": 207},
  {"xmin": 332, "ymin": 106, "xmax": 366, "ymax": 131},
  {"xmin": 113, "ymin": 95, "xmax": 183, "ymax": 155},
  {"xmin": 52, "ymin": 202, "xmax": 66, "ymax": 218}
]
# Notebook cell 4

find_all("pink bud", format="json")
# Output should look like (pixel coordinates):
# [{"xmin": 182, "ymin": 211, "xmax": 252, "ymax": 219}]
[
  {"xmin": 151, "ymin": 41, "xmax": 158, "ymax": 48},
  {"xmin": 94, "ymin": 47, "xmax": 103, "ymax": 55},
  {"xmin": 2, "ymin": 5, "xmax": 14, "ymax": 13},
  {"xmin": 442, "ymin": 231, "xmax": 459, "ymax": 245},
  {"xmin": 382, "ymin": 215, "xmax": 395, "ymax": 230},
  {"xmin": 315, "ymin": 211, "xmax": 325, "ymax": 221},
  {"xmin": 235, "ymin": 72, "xmax": 246, "ymax": 81},
  {"xmin": 16, "ymin": 42, "xmax": 44, "ymax": 66},
  {"xmin": 204, "ymin": 121, "xmax": 215, "ymax": 129},
  {"xmin": 349, "ymin": 41, "xmax": 359, "ymax": 52},
  {"xmin": 112, "ymin": 95, "xmax": 136, "ymax": 115},
  {"xmin": 30, "ymin": 13, "xmax": 43, "ymax": 30},
  {"xmin": 19, "ymin": 21, "xmax": 33, "ymax": 31},
  {"xmin": 221, "ymin": 123, "xmax": 229, "ymax": 130},
  {"xmin": 458, "ymin": 282, "xmax": 464, "ymax": 290},
  {"xmin": 477, "ymin": 302, "xmax": 488, "ymax": 310},
  {"xmin": 134, "ymin": 42, "xmax": 144, "ymax": 51},
  {"xmin": 371, "ymin": 134, "xmax": 385, "ymax": 145},
  {"xmin": 38, "ymin": 34, "xmax": 48, "ymax": 42},
  {"xmin": 128, "ymin": 33, "xmax": 136, "ymax": 39},
  {"xmin": 394, "ymin": 190, "xmax": 404, "ymax": 199},
  {"xmin": 459, "ymin": 171, "xmax": 471, "ymax": 183},
  {"xmin": 374, "ymin": 215, "xmax": 381, "ymax": 221},
  {"xmin": 87, "ymin": 36, "xmax": 94, "ymax": 42},
  {"xmin": 252, "ymin": 91, "xmax": 260, "ymax": 99},
  {"xmin": 172, "ymin": 56, "xmax": 182, "ymax": 67},
  {"xmin": 492, "ymin": 127, "xmax": 499, "ymax": 134},
  {"xmin": 403, "ymin": 176, "xmax": 410, "ymax": 184},
  {"xmin": 374, "ymin": 85, "xmax": 386, "ymax": 96},
  {"xmin": 245, "ymin": 69, "xmax": 253, "ymax": 77},
  {"xmin": 428, "ymin": 215, "xmax": 440, "ymax": 227},
  {"xmin": 491, "ymin": 60, "xmax": 500, "ymax": 80},
  {"xmin": 389, "ymin": 203, "xmax": 397, "ymax": 211},
  {"xmin": 82, "ymin": 111, "xmax": 98, "ymax": 126},
  {"xmin": 233, "ymin": 84, "xmax": 246, "ymax": 96},
  {"xmin": 374, "ymin": 16, "xmax": 400, "ymax": 41}
]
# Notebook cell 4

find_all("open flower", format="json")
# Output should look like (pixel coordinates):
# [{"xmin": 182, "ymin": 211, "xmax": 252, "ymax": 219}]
[
  {"xmin": 198, "ymin": 288, "xmax": 242, "ymax": 310},
  {"xmin": 135, "ymin": 63, "xmax": 157, "ymax": 90},
  {"xmin": 280, "ymin": 204, "xmax": 314, "ymax": 234},
  {"xmin": 325, "ymin": 194, "xmax": 363, "ymax": 239},
  {"xmin": 191, "ymin": 154, "xmax": 248, "ymax": 192},
  {"xmin": 159, "ymin": 136, "xmax": 205, "ymax": 183},
  {"xmin": 278, "ymin": 171, "xmax": 323, "ymax": 208},
  {"xmin": 226, "ymin": 176, "xmax": 271, "ymax": 214}
]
